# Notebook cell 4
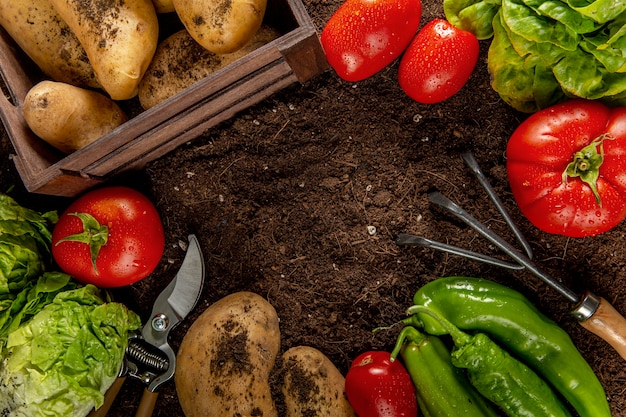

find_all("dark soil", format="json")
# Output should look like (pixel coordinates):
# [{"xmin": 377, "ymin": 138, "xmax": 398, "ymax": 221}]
[{"xmin": 2, "ymin": 0, "xmax": 626, "ymax": 415}]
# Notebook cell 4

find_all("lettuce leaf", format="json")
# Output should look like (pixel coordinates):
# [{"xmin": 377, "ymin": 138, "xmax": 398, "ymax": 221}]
[
  {"xmin": 444, "ymin": 0, "xmax": 626, "ymax": 111},
  {"xmin": 0, "ymin": 285, "xmax": 141, "ymax": 417}
]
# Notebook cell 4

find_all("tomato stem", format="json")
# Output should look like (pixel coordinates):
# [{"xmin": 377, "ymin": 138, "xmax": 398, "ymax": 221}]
[
  {"xmin": 55, "ymin": 212, "xmax": 108, "ymax": 274},
  {"xmin": 562, "ymin": 134, "xmax": 613, "ymax": 206}
]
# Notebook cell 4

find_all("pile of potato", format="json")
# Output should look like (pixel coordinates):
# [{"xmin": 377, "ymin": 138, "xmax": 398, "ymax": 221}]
[
  {"xmin": 175, "ymin": 291, "xmax": 356, "ymax": 417},
  {"xmin": 0, "ymin": 0, "xmax": 275, "ymax": 154}
]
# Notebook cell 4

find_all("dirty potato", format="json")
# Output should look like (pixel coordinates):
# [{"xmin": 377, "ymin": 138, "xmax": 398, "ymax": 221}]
[
  {"xmin": 175, "ymin": 291, "xmax": 280, "ymax": 417},
  {"xmin": 281, "ymin": 346, "xmax": 357, "ymax": 417},
  {"xmin": 48, "ymin": 0, "xmax": 159, "ymax": 100},
  {"xmin": 172, "ymin": 0, "xmax": 267, "ymax": 54},
  {"xmin": 0, "ymin": 0, "xmax": 100, "ymax": 89},
  {"xmin": 23, "ymin": 81, "xmax": 128, "ymax": 154},
  {"xmin": 138, "ymin": 25, "xmax": 280, "ymax": 109}
]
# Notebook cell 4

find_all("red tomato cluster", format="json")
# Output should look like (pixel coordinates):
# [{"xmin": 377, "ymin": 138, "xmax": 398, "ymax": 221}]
[
  {"xmin": 52, "ymin": 186, "xmax": 165, "ymax": 288},
  {"xmin": 320, "ymin": 0, "xmax": 479, "ymax": 104},
  {"xmin": 507, "ymin": 99, "xmax": 626, "ymax": 238}
]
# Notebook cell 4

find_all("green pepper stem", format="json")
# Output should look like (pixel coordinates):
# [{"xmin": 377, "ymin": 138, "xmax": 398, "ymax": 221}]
[
  {"xmin": 406, "ymin": 305, "xmax": 472, "ymax": 347},
  {"xmin": 562, "ymin": 134, "xmax": 614, "ymax": 206},
  {"xmin": 390, "ymin": 326, "xmax": 427, "ymax": 361},
  {"xmin": 55, "ymin": 212, "xmax": 109, "ymax": 274}
]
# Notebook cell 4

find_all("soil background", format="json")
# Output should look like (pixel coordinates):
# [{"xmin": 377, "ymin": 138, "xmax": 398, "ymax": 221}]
[{"xmin": 2, "ymin": 0, "xmax": 626, "ymax": 415}]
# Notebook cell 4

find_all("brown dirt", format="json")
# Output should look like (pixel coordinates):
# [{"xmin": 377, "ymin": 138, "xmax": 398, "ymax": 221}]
[{"xmin": 2, "ymin": 0, "xmax": 626, "ymax": 415}]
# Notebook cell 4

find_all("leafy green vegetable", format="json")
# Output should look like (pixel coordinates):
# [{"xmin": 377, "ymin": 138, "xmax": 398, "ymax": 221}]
[
  {"xmin": 0, "ymin": 194, "xmax": 57, "ymax": 295},
  {"xmin": 444, "ymin": 0, "xmax": 626, "ymax": 111},
  {"xmin": 0, "ymin": 285, "xmax": 141, "ymax": 417}
]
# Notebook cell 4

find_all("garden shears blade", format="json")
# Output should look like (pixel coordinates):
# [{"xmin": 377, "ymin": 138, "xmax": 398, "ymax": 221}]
[{"xmin": 132, "ymin": 233, "xmax": 205, "ymax": 417}]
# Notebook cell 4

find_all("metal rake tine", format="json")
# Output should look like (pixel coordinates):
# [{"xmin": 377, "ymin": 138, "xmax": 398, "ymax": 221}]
[
  {"xmin": 461, "ymin": 151, "xmax": 534, "ymax": 259},
  {"xmin": 395, "ymin": 233, "xmax": 525, "ymax": 270},
  {"xmin": 428, "ymin": 190, "xmax": 579, "ymax": 303}
]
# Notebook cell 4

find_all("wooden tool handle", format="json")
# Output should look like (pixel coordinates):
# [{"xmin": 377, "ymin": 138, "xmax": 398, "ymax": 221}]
[
  {"xmin": 578, "ymin": 296, "xmax": 626, "ymax": 361},
  {"xmin": 135, "ymin": 388, "xmax": 159, "ymax": 417},
  {"xmin": 88, "ymin": 376, "xmax": 126, "ymax": 417}
]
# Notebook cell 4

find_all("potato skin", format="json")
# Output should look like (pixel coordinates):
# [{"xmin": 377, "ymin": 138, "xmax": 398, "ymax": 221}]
[
  {"xmin": 23, "ymin": 81, "xmax": 128, "ymax": 154},
  {"xmin": 176, "ymin": 291, "xmax": 280, "ymax": 417},
  {"xmin": 281, "ymin": 346, "xmax": 357, "ymax": 417},
  {"xmin": 48, "ymin": 0, "xmax": 159, "ymax": 100},
  {"xmin": 151, "ymin": 0, "xmax": 175, "ymax": 13},
  {"xmin": 0, "ymin": 0, "xmax": 100, "ymax": 89},
  {"xmin": 172, "ymin": 0, "xmax": 267, "ymax": 54},
  {"xmin": 138, "ymin": 25, "xmax": 280, "ymax": 109}
]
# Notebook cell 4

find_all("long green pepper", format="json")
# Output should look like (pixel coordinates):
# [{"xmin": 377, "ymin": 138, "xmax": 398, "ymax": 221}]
[
  {"xmin": 404, "ymin": 277, "xmax": 610, "ymax": 417},
  {"xmin": 411, "ymin": 305, "xmax": 573, "ymax": 417},
  {"xmin": 390, "ymin": 326, "xmax": 499, "ymax": 417}
]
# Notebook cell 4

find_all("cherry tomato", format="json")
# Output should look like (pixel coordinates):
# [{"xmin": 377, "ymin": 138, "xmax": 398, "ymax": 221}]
[
  {"xmin": 398, "ymin": 18, "xmax": 479, "ymax": 104},
  {"xmin": 345, "ymin": 351, "xmax": 418, "ymax": 417},
  {"xmin": 507, "ymin": 99, "xmax": 626, "ymax": 237},
  {"xmin": 320, "ymin": 0, "xmax": 422, "ymax": 82},
  {"xmin": 52, "ymin": 186, "xmax": 165, "ymax": 287}
]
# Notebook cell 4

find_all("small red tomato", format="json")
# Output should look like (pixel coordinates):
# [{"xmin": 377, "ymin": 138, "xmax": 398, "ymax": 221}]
[
  {"xmin": 320, "ymin": 0, "xmax": 422, "ymax": 82},
  {"xmin": 52, "ymin": 186, "xmax": 165, "ymax": 288},
  {"xmin": 507, "ymin": 99, "xmax": 626, "ymax": 237},
  {"xmin": 345, "ymin": 351, "xmax": 418, "ymax": 417},
  {"xmin": 398, "ymin": 18, "xmax": 479, "ymax": 104}
]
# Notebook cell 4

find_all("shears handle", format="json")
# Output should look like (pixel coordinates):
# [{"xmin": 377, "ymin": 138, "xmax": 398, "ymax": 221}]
[
  {"xmin": 575, "ymin": 294, "xmax": 626, "ymax": 361},
  {"xmin": 88, "ymin": 376, "xmax": 126, "ymax": 417},
  {"xmin": 135, "ymin": 389, "xmax": 159, "ymax": 417}
]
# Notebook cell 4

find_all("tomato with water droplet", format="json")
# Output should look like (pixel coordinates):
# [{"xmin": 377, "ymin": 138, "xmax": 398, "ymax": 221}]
[
  {"xmin": 320, "ymin": 0, "xmax": 422, "ymax": 82},
  {"xmin": 507, "ymin": 99, "xmax": 626, "ymax": 237},
  {"xmin": 345, "ymin": 351, "xmax": 418, "ymax": 417},
  {"xmin": 52, "ymin": 186, "xmax": 165, "ymax": 287},
  {"xmin": 398, "ymin": 18, "xmax": 478, "ymax": 104}
]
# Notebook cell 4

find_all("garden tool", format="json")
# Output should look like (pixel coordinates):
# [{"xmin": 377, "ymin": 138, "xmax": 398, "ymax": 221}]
[
  {"xmin": 89, "ymin": 234, "xmax": 205, "ymax": 417},
  {"xmin": 395, "ymin": 151, "xmax": 626, "ymax": 361}
]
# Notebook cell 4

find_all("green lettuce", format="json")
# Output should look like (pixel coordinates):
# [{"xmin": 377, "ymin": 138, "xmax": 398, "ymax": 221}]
[
  {"xmin": 0, "ymin": 285, "xmax": 141, "ymax": 417},
  {"xmin": 445, "ymin": 0, "xmax": 626, "ymax": 111},
  {"xmin": 0, "ymin": 194, "xmax": 57, "ymax": 295}
]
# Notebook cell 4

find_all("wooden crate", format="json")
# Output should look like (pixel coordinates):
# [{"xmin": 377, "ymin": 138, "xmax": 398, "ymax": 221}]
[{"xmin": 0, "ymin": 0, "xmax": 328, "ymax": 197}]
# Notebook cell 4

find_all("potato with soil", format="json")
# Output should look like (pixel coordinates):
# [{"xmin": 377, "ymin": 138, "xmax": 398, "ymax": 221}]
[
  {"xmin": 23, "ymin": 81, "xmax": 128, "ymax": 154},
  {"xmin": 281, "ymin": 346, "xmax": 357, "ymax": 417},
  {"xmin": 172, "ymin": 0, "xmax": 267, "ymax": 54},
  {"xmin": 0, "ymin": 0, "xmax": 100, "ymax": 89},
  {"xmin": 175, "ymin": 291, "xmax": 280, "ymax": 417},
  {"xmin": 48, "ymin": 0, "xmax": 159, "ymax": 100},
  {"xmin": 138, "ymin": 25, "xmax": 280, "ymax": 109}
]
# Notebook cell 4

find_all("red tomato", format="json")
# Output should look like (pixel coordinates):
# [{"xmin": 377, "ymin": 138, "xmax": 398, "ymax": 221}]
[
  {"xmin": 398, "ymin": 19, "xmax": 479, "ymax": 104},
  {"xmin": 320, "ymin": 0, "xmax": 422, "ymax": 82},
  {"xmin": 507, "ymin": 99, "xmax": 626, "ymax": 237},
  {"xmin": 345, "ymin": 351, "xmax": 418, "ymax": 417},
  {"xmin": 52, "ymin": 186, "xmax": 165, "ymax": 287}
]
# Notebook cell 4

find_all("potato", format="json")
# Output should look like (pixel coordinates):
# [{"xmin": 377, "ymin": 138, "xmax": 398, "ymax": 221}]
[
  {"xmin": 23, "ymin": 81, "xmax": 128, "ymax": 154},
  {"xmin": 281, "ymin": 346, "xmax": 357, "ymax": 417},
  {"xmin": 152, "ymin": 0, "xmax": 175, "ymax": 13},
  {"xmin": 175, "ymin": 291, "xmax": 280, "ymax": 417},
  {"xmin": 172, "ymin": 0, "xmax": 267, "ymax": 54},
  {"xmin": 138, "ymin": 25, "xmax": 280, "ymax": 109},
  {"xmin": 48, "ymin": 0, "xmax": 159, "ymax": 100},
  {"xmin": 0, "ymin": 0, "xmax": 100, "ymax": 89}
]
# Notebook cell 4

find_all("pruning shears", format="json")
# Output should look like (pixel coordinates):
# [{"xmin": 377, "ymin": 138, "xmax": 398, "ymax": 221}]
[{"xmin": 89, "ymin": 234, "xmax": 205, "ymax": 417}]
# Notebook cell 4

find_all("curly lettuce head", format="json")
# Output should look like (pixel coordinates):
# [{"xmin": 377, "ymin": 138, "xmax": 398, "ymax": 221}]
[{"xmin": 0, "ymin": 284, "xmax": 141, "ymax": 417}]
